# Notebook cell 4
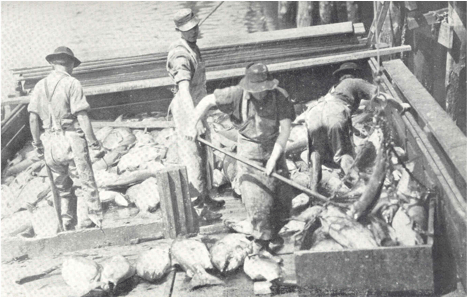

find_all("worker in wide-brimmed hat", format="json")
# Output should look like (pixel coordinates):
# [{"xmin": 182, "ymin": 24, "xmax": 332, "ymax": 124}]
[
  {"xmin": 28, "ymin": 46, "xmax": 105, "ymax": 231},
  {"xmin": 187, "ymin": 62, "xmax": 296, "ymax": 257},
  {"xmin": 166, "ymin": 8, "xmax": 225, "ymax": 222},
  {"xmin": 299, "ymin": 61, "xmax": 410, "ymax": 192}
]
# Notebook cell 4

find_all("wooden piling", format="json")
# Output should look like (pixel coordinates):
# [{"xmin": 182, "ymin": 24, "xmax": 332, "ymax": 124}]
[
  {"xmin": 445, "ymin": 1, "xmax": 466, "ymax": 133},
  {"xmin": 346, "ymin": 1, "xmax": 360, "ymax": 23},
  {"xmin": 157, "ymin": 166, "xmax": 199, "ymax": 239},
  {"xmin": 296, "ymin": 2, "xmax": 314, "ymax": 27},
  {"xmin": 319, "ymin": 1, "xmax": 333, "ymax": 24}
]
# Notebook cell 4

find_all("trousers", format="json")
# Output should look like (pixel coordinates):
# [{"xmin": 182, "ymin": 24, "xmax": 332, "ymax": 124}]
[{"xmin": 41, "ymin": 129, "xmax": 101, "ymax": 223}]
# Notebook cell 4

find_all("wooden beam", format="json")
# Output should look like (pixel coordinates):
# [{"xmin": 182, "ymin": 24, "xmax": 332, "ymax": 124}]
[
  {"xmin": 3, "ymin": 46, "xmax": 412, "ymax": 106},
  {"xmin": 91, "ymin": 120, "xmax": 174, "ymax": 129},
  {"xmin": 407, "ymin": 8, "xmax": 449, "ymax": 30},
  {"xmin": 157, "ymin": 166, "xmax": 199, "ymax": 239}
]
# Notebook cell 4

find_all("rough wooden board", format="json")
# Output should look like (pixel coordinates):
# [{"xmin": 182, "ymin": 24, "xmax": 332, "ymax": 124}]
[
  {"xmin": 1, "ymin": 220, "xmax": 165, "ymax": 262},
  {"xmin": 92, "ymin": 120, "xmax": 174, "ymax": 129}
]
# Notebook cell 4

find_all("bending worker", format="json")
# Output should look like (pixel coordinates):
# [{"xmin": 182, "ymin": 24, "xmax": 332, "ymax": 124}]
[
  {"xmin": 166, "ymin": 8, "xmax": 225, "ymax": 221},
  {"xmin": 28, "ymin": 47, "xmax": 104, "ymax": 230},
  {"xmin": 302, "ymin": 62, "xmax": 410, "ymax": 192},
  {"xmin": 187, "ymin": 63, "xmax": 295, "ymax": 253}
]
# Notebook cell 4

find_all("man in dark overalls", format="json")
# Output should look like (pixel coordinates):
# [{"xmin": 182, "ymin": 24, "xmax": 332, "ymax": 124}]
[
  {"xmin": 28, "ymin": 47, "xmax": 104, "ymax": 230},
  {"xmin": 166, "ymin": 8, "xmax": 224, "ymax": 221},
  {"xmin": 302, "ymin": 62, "xmax": 410, "ymax": 192},
  {"xmin": 187, "ymin": 63, "xmax": 295, "ymax": 254}
]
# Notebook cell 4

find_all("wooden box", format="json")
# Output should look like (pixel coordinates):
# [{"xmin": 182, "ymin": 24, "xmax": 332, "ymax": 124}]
[{"xmin": 294, "ymin": 198, "xmax": 435, "ymax": 296}]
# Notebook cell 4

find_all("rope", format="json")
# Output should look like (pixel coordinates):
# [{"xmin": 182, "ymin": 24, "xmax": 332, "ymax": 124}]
[{"xmin": 374, "ymin": 1, "xmax": 382, "ymax": 96}]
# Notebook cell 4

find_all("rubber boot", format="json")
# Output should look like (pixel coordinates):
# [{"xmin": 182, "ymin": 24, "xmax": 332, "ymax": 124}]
[{"xmin": 60, "ymin": 198, "xmax": 74, "ymax": 231}]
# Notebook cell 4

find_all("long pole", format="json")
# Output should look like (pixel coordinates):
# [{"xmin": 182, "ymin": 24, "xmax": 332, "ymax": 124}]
[
  {"xmin": 197, "ymin": 137, "xmax": 338, "ymax": 205},
  {"xmin": 199, "ymin": 1, "xmax": 225, "ymax": 27}
]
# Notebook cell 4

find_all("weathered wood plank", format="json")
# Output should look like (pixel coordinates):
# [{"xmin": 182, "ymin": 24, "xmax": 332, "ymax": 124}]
[
  {"xmin": 2, "ymin": 45, "xmax": 412, "ymax": 106},
  {"xmin": 407, "ymin": 8, "xmax": 449, "ymax": 30},
  {"xmin": 157, "ymin": 166, "xmax": 199, "ymax": 239},
  {"xmin": 91, "ymin": 120, "xmax": 175, "ymax": 129},
  {"xmin": 367, "ymin": 1, "xmax": 390, "ymax": 45}
]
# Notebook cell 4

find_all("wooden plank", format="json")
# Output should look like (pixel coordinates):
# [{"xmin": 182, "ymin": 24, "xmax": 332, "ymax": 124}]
[
  {"xmin": 1, "ymin": 221, "xmax": 165, "ymax": 262},
  {"xmin": 353, "ymin": 23, "xmax": 366, "ymax": 36},
  {"xmin": 407, "ymin": 8, "xmax": 449, "ymax": 30},
  {"xmin": 383, "ymin": 59, "xmax": 467, "ymax": 183},
  {"xmin": 296, "ymin": 245, "xmax": 434, "ymax": 295},
  {"xmin": 91, "ymin": 120, "xmax": 174, "ymax": 129},
  {"xmin": 2, "ymin": 46, "xmax": 411, "ymax": 106},
  {"xmin": 157, "ymin": 166, "xmax": 199, "ymax": 239}
]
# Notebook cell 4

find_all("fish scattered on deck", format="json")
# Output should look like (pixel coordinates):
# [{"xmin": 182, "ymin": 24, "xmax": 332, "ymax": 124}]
[
  {"xmin": 210, "ymin": 233, "xmax": 252, "ymax": 273},
  {"xmin": 136, "ymin": 243, "xmax": 172, "ymax": 282},
  {"xmin": 243, "ymin": 255, "xmax": 284, "ymax": 282},
  {"xmin": 291, "ymin": 193, "xmax": 310, "ymax": 211},
  {"xmin": 100, "ymin": 255, "xmax": 136, "ymax": 292},
  {"xmin": 310, "ymin": 238, "xmax": 344, "ymax": 252},
  {"xmin": 170, "ymin": 239, "xmax": 224, "ymax": 290},
  {"xmin": 62, "ymin": 256, "xmax": 103, "ymax": 296}
]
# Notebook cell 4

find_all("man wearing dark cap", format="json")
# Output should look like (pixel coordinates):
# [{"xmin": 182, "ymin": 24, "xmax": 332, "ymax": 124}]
[
  {"xmin": 28, "ymin": 46, "xmax": 104, "ymax": 230},
  {"xmin": 301, "ymin": 62, "xmax": 410, "ymax": 192},
  {"xmin": 187, "ymin": 63, "xmax": 296, "ymax": 256},
  {"xmin": 166, "ymin": 8, "xmax": 224, "ymax": 221}
]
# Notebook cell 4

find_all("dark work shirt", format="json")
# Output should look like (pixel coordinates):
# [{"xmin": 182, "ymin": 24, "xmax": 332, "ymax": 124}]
[{"xmin": 331, "ymin": 78, "xmax": 377, "ymax": 112}]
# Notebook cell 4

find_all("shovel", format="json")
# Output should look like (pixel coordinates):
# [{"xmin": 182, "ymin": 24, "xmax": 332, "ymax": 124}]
[{"xmin": 197, "ymin": 137, "xmax": 340, "ymax": 205}]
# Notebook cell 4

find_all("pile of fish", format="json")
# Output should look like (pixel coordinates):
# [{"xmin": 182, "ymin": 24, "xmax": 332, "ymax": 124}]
[
  {"xmin": 60, "ymin": 234, "xmax": 284, "ymax": 296},
  {"xmin": 277, "ymin": 112, "xmax": 431, "ymax": 252},
  {"xmin": 0, "ymin": 112, "xmax": 179, "ymax": 238}
]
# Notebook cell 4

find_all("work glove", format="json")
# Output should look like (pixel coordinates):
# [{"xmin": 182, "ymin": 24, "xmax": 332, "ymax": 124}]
[
  {"xmin": 32, "ymin": 141, "xmax": 44, "ymax": 160},
  {"xmin": 89, "ymin": 141, "xmax": 106, "ymax": 159},
  {"xmin": 185, "ymin": 121, "xmax": 205, "ymax": 142}
]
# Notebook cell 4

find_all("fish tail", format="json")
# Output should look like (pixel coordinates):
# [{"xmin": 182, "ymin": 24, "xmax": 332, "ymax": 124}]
[{"xmin": 190, "ymin": 269, "xmax": 224, "ymax": 290}]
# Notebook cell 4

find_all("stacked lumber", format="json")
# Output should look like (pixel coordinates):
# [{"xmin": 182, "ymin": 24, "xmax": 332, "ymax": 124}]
[{"xmin": 12, "ymin": 22, "xmax": 366, "ymax": 91}]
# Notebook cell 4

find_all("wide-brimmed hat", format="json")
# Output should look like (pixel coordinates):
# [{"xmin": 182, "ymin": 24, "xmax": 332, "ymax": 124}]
[
  {"xmin": 174, "ymin": 8, "xmax": 199, "ymax": 32},
  {"xmin": 332, "ymin": 62, "xmax": 361, "ymax": 77},
  {"xmin": 46, "ymin": 46, "xmax": 81, "ymax": 67},
  {"xmin": 239, "ymin": 63, "xmax": 279, "ymax": 92}
]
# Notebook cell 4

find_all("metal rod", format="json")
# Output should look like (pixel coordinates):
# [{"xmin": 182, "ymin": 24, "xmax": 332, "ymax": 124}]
[
  {"xmin": 197, "ymin": 137, "xmax": 336, "ymax": 205},
  {"xmin": 199, "ymin": 1, "xmax": 225, "ymax": 27}
]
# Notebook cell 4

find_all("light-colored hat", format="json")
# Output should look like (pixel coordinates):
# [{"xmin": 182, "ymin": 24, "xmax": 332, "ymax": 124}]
[
  {"xmin": 239, "ymin": 63, "xmax": 279, "ymax": 92},
  {"xmin": 45, "ymin": 46, "xmax": 81, "ymax": 67},
  {"xmin": 174, "ymin": 8, "xmax": 199, "ymax": 32}
]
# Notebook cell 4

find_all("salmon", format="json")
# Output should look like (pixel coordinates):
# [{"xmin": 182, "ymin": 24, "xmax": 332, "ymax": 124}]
[
  {"xmin": 243, "ymin": 255, "xmax": 284, "ymax": 282},
  {"xmin": 170, "ymin": 239, "xmax": 224, "ymax": 290},
  {"xmin": 100, "ymin": 255, "xmax": 136, "ymax": 292},
  {"xmin": 136, "ymin": 243, "xmax": 172, "ymax": 282},
  {"xmin": 392, "ymin": 207, "xmax": 424, "ymax": 246},
  {"xmin": 125, "ymin": 177, "xmax": 160, "ymax": 212},
  {"xmin": 62, "ymin": 256, "xmax": 104, "ymax": 296},
  {"xmin": 210, "ymin": 234, "xmax": 252, "ymax": 274},
  {"xmin": 320, "ymin": 206, "xmax": 378, "ymax": 249}
]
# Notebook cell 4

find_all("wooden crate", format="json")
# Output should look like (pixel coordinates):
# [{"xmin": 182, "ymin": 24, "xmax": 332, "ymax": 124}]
[{"xmin": 294, "ymin": 197, "xmax": 435, "ymax": 296}]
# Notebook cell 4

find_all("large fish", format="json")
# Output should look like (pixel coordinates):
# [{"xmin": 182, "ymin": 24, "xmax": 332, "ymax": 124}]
[
  {"xmin": 136, "ymin": 243, "xmax": 172, "ymax": 282},
  {"xmin": 392, "ymin": 207, "xmax": 424, "ymax": 246},
  {"xmin": 279, "ymin": 205, "xmax": 323, "ymax": 237},
  {"xmin": 125, "ymin": 177, "xmax": 160, "ymax": 212},
  {"xmin": 320, "ymin": 206, "xmax": 378, "ymax": 249},
  {"xmin": 310, "ymin": 238, "xmax": 344, "ymax": 252},
  {"xmin": 243, "ymin": 255, "xmax": 284, "ymax": 282},
  {"xmin": 62, "ymin": 256, "xmax": 104, "ymax": 296},
  {"xmin": 100, "ymin": 255, "xmax": 136, "ymax": 292},
  {"xmin": 364, "ymin": 215, "xmax": 398, "ymax": 247},
  {"xmin": 210, "ymin": 234, "xmax": 252, "ymax": 274},
  {"xmin": 170, "ymin": 239, "xmax": 224, "ymax": 290},
  {"xmin": 102, "ymin": 127, "xmax": 136, "ymax": 151},
  {"xmin": 117, "ymin": 146, "xmax": 166, "ymax": 173}
]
